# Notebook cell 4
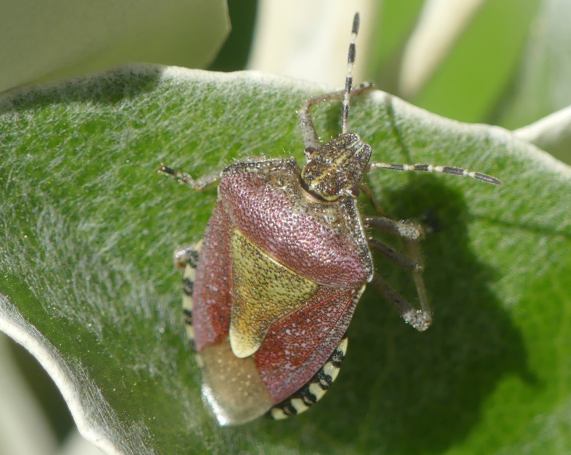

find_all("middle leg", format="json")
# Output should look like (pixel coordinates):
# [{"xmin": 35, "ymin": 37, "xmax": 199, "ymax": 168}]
[
  {"xmin": 366, "ymin": 216, "xmax": 432, "ymax": 331},
  {"xmin": 372, "ymin": 274, "xmax": 432, "ymax": 332}
]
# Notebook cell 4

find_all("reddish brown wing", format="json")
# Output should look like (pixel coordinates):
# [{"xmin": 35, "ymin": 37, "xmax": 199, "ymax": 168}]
[
  {"xmin": 254, "ymin": 286, "xmax": 361, "ymax": 403},
  {"xmin": 192, "ymin": 203, "xmax": 232, "ymax": 351}
]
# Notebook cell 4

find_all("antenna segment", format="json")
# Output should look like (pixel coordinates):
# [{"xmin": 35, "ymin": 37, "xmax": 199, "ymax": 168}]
[{"xmin": 342, "ymin": 12, "xmax": 360, "ymax": 134}]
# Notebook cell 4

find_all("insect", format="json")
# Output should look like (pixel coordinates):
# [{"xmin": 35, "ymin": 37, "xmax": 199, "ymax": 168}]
[{"xmin": 159, "ymin": 13, "xmax": 500, "ymax": 426}]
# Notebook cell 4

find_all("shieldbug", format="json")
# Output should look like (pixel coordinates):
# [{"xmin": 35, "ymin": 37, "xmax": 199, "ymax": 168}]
[{"xmin": 160, "ymin": 13, "xmax": 500, "ymax": 426}]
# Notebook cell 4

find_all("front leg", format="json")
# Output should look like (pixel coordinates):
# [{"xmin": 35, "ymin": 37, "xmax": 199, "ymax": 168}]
[
  {"xmin": 298, "ymin": 83, "xmax": 375, "ymax": 156},
  {"xmin": 160, "ymin": 155, "xmax": 301, "ymax": 191},
  {"xmin": 158, "ymin": 164, "xmax": 220, "ymax": 191}
]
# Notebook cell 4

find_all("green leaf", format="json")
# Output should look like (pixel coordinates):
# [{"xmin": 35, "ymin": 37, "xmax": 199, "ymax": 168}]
[{"xmin": 1, "ymin": 66, "xmax": 570, "ymax": 454}]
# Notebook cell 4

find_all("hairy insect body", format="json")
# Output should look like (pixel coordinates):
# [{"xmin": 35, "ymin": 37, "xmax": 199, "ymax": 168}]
[{"xmin": 191, "ymin": 159, "xmax": 371, "ymax": 423}]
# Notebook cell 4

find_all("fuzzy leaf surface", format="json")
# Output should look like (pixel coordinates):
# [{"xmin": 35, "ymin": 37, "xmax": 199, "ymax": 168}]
[{"xmin": 0, "ymin": 66, "xmax": 570, "ymax": 454}]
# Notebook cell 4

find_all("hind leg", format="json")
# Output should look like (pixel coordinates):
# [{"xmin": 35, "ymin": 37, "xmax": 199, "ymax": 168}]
[{"xmin": 175, "ymin": 241, "xmax": 203, "ymax": 349}]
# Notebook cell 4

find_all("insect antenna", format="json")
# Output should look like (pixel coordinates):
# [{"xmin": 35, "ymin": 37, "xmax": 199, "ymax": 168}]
[
  {"xmin": 369, "ymin": 162, "xmax": 502, "ymax": 185},
  {"xmin": 341, "ymin": 12, "xmax": 360, "ymax": 134}
]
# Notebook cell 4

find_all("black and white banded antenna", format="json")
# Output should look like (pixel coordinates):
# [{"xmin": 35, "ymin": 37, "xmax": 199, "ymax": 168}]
[
  {"xmin": 369, "ymin": 162, "xmax": 502, "ymax": 185},
  {"xmin": 342, "ymin": 12, "xmax": 360, "ymax": 134}
]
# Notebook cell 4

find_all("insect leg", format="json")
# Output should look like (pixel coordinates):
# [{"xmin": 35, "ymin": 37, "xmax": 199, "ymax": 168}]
[
  {"xmin": 174, "ymin": 242, "xmax": 202, "ymax": 270},
  {"xmin": 369, "ymin": 162, "xmax": 501, "ymax": 185},
  {"xmin": 158, "ymin": 164, "xmax": 220, "ymax": 191},
  {"xmin": 368, "ymin": 238, "xmax": 422, "ymax": 272},
  {"xmin": 175, "ymin": 241, "xmax": 203, "ymax": 349},
  {"xmin": 299, "ymin": 83, "xmax": 375, "ymax": 156},
  {"xmin": 366, "ymin": 216, "xmax": 431, "ymax": 331},
  {"xmin": 365, "ymin": 216, "xmax": 424, "ymax": 241},
  {"xmin": 372, "ymin": 273, "xmax": 432, "ymax": 332}
]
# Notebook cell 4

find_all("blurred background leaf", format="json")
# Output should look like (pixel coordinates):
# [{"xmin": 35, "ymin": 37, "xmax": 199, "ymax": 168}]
[
  {"xmin": 514, "ymin": 106, "xmax": 571, "ymax": 162},
  {"xmin": 0, "ymin": 336, "xmax": 58, "ymax": 454},
  {"xmin": 0, "ymin": 0, "xmax": 229, "ymax": 93},
  {"xmin": 496, "ymin": 0, "xmax": 571, "ymax": 157},
  {"xmin": 209, "ymin": 0, "xmax": 258, "ymax": 72},
  {"xmin": 398, "ymin": 0, "xmax": 540, "ymax": 123}
]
